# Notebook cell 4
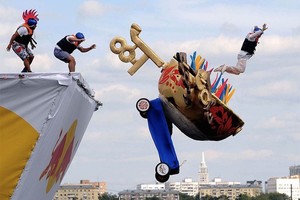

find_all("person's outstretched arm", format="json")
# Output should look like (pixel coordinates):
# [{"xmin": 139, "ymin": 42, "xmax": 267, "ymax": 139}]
[{"xmin": 78, "ymin": 44, "xmax": 96, "ymax": 53}]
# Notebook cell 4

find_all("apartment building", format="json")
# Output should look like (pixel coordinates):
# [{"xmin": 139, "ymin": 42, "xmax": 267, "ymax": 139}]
[
  {"xmin": 137, "ymin": 183, "xmax": 165, "ymax": 190},
  {"xmin": 53, "ymin": 180, "xmax": 106, "ymax": 200},
  {"xmin": 266, "ymin": 175, "xmax": 300, "ymax": 200},
  {"xmin": 166, "ymin": 178, "xmax": 199, "ymax": 196},
  {"xmin": 199, "ymin": 180, "xmax": 262, "ymax": 200}
]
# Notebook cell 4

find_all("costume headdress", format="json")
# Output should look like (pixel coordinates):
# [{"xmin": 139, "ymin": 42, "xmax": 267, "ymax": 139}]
[{"xmin": 22, "ymin": 9, "xmax": 39, "ymax": 23}]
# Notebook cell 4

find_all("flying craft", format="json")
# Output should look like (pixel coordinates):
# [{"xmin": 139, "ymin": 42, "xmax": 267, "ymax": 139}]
[{"xmin": 110, "ymin": 23, "xmax": 244, "ymax": 182}]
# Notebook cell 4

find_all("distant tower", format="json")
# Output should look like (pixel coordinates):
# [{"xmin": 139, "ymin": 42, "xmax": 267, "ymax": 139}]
[
  {"xmin": 289, "ymin": 165, "xmax": 300, "ymax": 176},
  {"xmin": 199, "ymin": 152, "xmax": 209, "ymax": 184}
]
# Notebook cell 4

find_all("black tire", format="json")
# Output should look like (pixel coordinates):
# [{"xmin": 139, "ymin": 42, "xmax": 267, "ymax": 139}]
[
  {"xmin": 155, "ymin": 172, "xmax": 170, "ymax": 183},
  {"xmin": 139, "ymin": 111, "xmax": 148, "ymax": 119}
]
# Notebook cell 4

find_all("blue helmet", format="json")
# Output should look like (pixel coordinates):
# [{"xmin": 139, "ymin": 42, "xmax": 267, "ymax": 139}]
[
  {"xmin": 75, "ymin": 32, "xmax": 85, "ymax": 39},
  {"xmin": 253, "ymin": 26, "xmax": 261, "ymax": 32},
  {"xmin": 27, "ymin": 18, "xmax": 37, "ymax": 27}
]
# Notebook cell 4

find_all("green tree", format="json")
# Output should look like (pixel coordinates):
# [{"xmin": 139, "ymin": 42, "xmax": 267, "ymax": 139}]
[
  {"xmin": 145, "ymin": 197, "xmax": 161, "ymax": 200},
  {"xmin": 98, "ymin": 192, "xmax": 118, "ymax": 200},
  {"xmin": 179, "ymin": 193, "xmax": 195, "ymax": 200},
  {"xmin": 236, "ymin": 192, "xmax": 290, "ymax": 200},
  {"xmin": 218, "ymin": 195, "xmax": 229, "ymax": 200},
  {"xmin": 236, "ymin": 194, "xmax": 252, "ymax": 200},
  {"xmin": 255, "ymin": 193, "xmax": 271, "ymax": 200},
  {"xmin": 178, "ymin": 191, "xmax": 290, "ymax": 200},
  {"xmin": 196, "ymin": 194, "xmax": 218, "ymax": 200},
  {"xmin": 262, "ymin": 192, "xmax": 289, "ymax": 200}
]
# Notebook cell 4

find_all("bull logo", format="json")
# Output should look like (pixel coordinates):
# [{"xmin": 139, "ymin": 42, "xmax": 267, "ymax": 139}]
[{"xmin": 39, "ymin": 120, "xmax": 78, "ymax": 193}]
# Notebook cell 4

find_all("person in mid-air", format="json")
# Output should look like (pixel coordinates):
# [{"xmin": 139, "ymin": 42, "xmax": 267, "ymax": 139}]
[
  {"xmin": 214, "ymin": 23, "xmax": 268, "ymax": 75},
  {"xmin": 54, "ymin": 33, "xmax": 96, "ymax": 72},
  {"xmin": 6, "ymin": 9, "xmax": 39, "ymax": 73}
]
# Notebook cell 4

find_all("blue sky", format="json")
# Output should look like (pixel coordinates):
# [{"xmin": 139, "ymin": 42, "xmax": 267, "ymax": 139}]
[{"xmin": 1, "ymin": 0, "xmax": 300, "ymax": 194}]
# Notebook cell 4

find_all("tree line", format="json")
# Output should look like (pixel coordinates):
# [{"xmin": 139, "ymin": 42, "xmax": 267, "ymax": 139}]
[
  {"xmin": 179, "ymin": 193, "xmax": 290, "ymax": 200},
  {"xmin": 98, "ymin": 192, "xmax": 290, "ymax": 200}
]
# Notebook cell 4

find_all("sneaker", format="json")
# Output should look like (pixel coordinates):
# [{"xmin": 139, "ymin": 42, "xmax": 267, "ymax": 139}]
[
  {"xmin": 21, "ymin": 68, "xmax": 32, "ymax": 73},
  {"xmin": 19, "ymin": 74, "xmax": 25, "ymax": 78}
]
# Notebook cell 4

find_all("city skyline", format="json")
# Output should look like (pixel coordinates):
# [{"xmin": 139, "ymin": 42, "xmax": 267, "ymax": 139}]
[{"xmin": 60, "ymin": 153, "xmax": 297, "ymax": 194}]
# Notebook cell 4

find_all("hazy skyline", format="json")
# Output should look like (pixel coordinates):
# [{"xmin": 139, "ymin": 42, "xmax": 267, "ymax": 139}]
[{"xmin": 0, "ymin": 0, "xmax": 299, "ymax": 194}]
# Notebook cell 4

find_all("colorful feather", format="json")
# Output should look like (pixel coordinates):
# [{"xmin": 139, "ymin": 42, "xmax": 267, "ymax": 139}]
[{"xmin": 22, "ymin": 9, "xmax": 39, "ymax": 22}]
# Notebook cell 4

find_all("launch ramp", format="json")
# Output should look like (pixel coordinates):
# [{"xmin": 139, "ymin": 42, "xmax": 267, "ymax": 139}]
[{"xmin": 0, "ymin": 73, "xmax": 101, "ymax": 200}]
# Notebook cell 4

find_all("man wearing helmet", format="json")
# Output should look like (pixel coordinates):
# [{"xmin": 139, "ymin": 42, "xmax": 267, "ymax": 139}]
[
  {"xmin": 6, "ymin": 17, "xmax": 38, "ymax": 73},
  {"xmin": 54, "ymin": 32, "xmax": 96, "ymax": 72},
  {"xmin": 214, "ymin": 23, "xmax": 268, "ymax": 75}
]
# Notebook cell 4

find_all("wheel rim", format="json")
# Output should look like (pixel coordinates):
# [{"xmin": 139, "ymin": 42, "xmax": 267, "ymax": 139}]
[
  {"xmin": 156, "ymin": 163, "xmax": 169, "ymax": 176},
  {"xmin": 136, "ymin": 98, "xmax": 150, "ymax": 112}
]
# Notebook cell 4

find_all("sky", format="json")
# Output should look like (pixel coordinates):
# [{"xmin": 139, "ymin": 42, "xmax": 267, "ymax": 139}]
[{"xmin": 1, "ymin": 0, "xmax": 300, "ymax": 194}]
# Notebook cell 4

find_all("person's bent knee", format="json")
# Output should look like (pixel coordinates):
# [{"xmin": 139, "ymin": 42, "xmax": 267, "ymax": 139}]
[
  {"xmin": 69, "ymin": 56, "xmax": 76, "ymax": 65},
  {"xmin": 29, "ymin": 55, "xmax": 34, "ymax": 62},
  {"xmin": 68, "ymin": 56, "xmax": 75, "ymax": 62}
]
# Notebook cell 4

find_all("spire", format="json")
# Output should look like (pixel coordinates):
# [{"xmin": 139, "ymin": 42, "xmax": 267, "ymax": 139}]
[
  {"xmin": 199, "ymin": 152, "xmax": 209, "ymax": 184},
  {"xmin": 201, "ymin": 152, "xmax": 206, "ymax": 164}
]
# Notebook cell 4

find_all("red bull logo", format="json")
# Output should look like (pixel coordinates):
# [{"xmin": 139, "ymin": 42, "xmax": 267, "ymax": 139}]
[{"xmin": 39, "ymin": 120, "xmax": 78, "ymax": 193}]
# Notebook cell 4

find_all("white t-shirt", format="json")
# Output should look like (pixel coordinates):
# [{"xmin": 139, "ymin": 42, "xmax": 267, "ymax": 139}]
[
  {"xmin": 16, "ymin": 26, "xmax": 29, "ymax": 37},
  {"xmin": 246, "ymin": 30, "xmax": 263, "ymax": 42},
  {"xmin": 65, "ymin": 35, "xmax": 82, "ymax": 49}
]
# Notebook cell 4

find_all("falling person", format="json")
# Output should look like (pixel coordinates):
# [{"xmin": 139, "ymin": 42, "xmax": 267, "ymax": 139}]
[{"xmin": 214, "ymin": 24, "xmax": 268, "ymax": 75}]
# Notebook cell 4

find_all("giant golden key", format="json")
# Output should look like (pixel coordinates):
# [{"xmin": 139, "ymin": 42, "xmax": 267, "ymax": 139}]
[{"xmin": 110, "ymin": 23, "xmax": 165, "ymax": 75}]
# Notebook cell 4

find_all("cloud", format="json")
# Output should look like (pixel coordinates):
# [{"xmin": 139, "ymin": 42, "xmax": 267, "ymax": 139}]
[
  {"xmin": 261, "ymin": 35, "xmax": 300, "ymax": 54},
  {"xmin": 32, "ymin": 54, "xmax": 55, "ymax": 72},
  {"xmin": 78, "ymin": 0, "xmax": 106, "ymax": 17},
  {"xmin": 293, "ymin": 26, "xmax": 300, "ymax": 35},
  {"xmin": 291, "ymin": 132, "xmax": 300, "ymax": 141},
  {"xmin": 94, "ymin": 84, "xmax": 141, "ymax": 102},
  {"xmin": 154, "ymin": 34, "xmax": 300, "ymax": 60},
  {"xmin": 205, "ymin": 149, "xmax": 273, "ymax": 161},
  {"xmin": 105, "ymin": 52, "xmax": 129, "ymax": 70},
  {"xmin": 0, "ymin": 6, "xmax": 19, "ymax": 22},
  {"xmin": 0, "ymin": 22, "xmax": 19, "ymax": 37},
  {"xmin": 248, "ymin": 80, "xmax": 296, "ymax": 98},
  {"xmin": 2, "ymin": 56, "xmax": 21, "ymax": 72},
  {"xmin": 256, "ymin": 116, "xmax": 286, "ymax": 129},
  {"xmin": 0, "ymin": 6, "xmax": 23, "ymax": 37}
]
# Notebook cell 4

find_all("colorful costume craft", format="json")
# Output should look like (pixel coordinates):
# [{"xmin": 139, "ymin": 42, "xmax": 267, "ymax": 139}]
[{"xmin": 111, "ymin": 23, "xmax": 244, "ymax": 182}]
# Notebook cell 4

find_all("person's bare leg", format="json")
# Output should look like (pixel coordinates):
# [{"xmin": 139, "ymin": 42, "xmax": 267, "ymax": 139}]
[
  {"xmin": 68, "ymin": 55, "xmax": 76, "ymax": 72},
  {"xmin": 29, "ymin": 55, "xmax": 34, "ymax": 65},
  {"xmin": 23, "ymin": 58, "xmax": 32, "ymax": 72}
]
